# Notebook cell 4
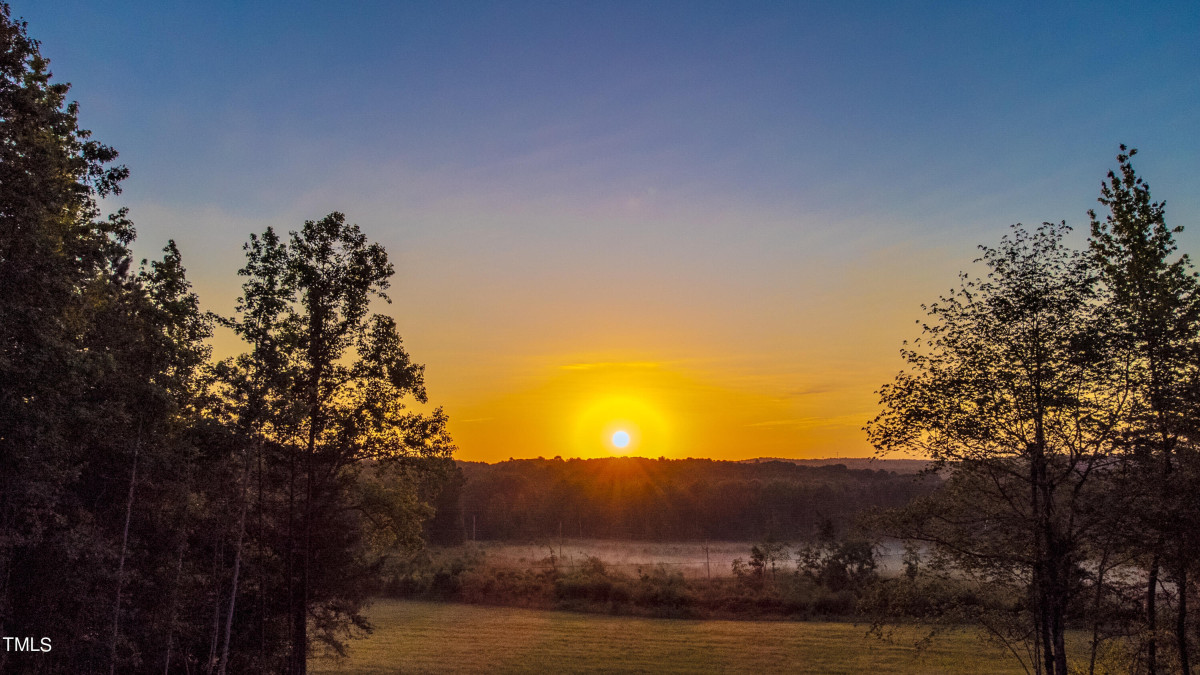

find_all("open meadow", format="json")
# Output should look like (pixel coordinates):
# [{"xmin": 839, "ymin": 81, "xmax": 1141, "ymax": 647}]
[{"xmin": 310, "ymin": 600, "xmax": 1027, "ymax": 674}]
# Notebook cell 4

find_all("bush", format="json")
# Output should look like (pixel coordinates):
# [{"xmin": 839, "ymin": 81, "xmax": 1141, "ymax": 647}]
[
  {"xmin": 634, "ymin": 566, "xmax": 695, "ymax": 617},
  {"xmin": 797, "ymin": 538, "xmax": 878, "ymax": 591},
  {"xmin": 459, "ymin": 566, "xmax": 557, "ymax": 608},
  {"xmin": 379, "ymin": 547, "xmax": 484, "ymax": 600},
  {"xmin": 812, "ymin": 588, "xmax": 856, "ymax": 616},
  {"xmin": 554, "ymin": 557, "xmax": 632, "ymax": 607}
]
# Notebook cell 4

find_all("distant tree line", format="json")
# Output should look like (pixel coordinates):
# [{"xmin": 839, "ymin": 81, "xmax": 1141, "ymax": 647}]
[
  {"xmin": 443, "ymin": 457, "xmax": 938, "ymax": 542},
  {"xmin": 868, "ymin": 148, "xmax": 1200, "ymax": 674},
  {"xmin": 0, "ymin": 7, "xmax": 452, "ymax": 674}
]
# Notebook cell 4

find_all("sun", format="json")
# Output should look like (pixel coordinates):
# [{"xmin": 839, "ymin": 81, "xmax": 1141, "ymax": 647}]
[
  {"xmin": 600, "ymin": 419, "xmax": 640, "ymax": 455},
  {"xmin": 573, "ymin": 392, "xmax": 670, "ymax": 457}
]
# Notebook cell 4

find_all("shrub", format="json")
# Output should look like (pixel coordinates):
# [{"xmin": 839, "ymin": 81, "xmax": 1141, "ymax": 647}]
[
  {"xmin": 812, "ymin": 588, "xmax": 856, "ymax": 616},
  {"xmin": 797, "ymin": 538, "xmax": 878, "ymax": 591},
  {"xmin": 634, "ymin": 566, "xmax": 694, "ymax": 617},
  {"xmin": 554, "ymin": 557, "xmax": 631, "ymax": 606}
]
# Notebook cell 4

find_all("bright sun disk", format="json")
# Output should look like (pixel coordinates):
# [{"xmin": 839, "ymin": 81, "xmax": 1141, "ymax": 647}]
[{"xmin": 612, "ymin": 430, "xmax": 630, "ymax": 448}]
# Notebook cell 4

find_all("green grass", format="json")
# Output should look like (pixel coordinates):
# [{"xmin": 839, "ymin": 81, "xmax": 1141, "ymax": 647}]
[{"xmin": 311, "ymin": 600, "xmax": 1027, "ymax": 674}]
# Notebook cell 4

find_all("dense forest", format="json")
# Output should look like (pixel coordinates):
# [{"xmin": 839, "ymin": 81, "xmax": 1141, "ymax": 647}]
[
  {"xmin": 436, "ymin": 457, "xmax": 938, "ymax": 542},
  {"xmin": 0, "ymin": 8, "xmax": 453, "ymax": 673}
]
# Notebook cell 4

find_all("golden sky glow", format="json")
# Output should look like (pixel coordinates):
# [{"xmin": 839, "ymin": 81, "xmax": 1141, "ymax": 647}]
[
  {"xmin": 199, "ymin": 230, "xmax": 966, "ymax": 464},
  {"xmin": 442, "ymin": 357, "xmax": 887, "ymax": 463},
  {"xmin": 59, "ymin": 3, "xmax": 1197, "ymax": 465}
]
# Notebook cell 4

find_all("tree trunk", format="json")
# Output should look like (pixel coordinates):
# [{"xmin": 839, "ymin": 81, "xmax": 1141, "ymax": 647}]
[
  {"xmin": 1043, "ymin": 482, "xmax": 1067, "ymax": 675},
  {"xmin": 162, "ymin": 530, "xmax": 187, "ymax": 675},
  {"xmin": 294, "ymin": 308, "xmax": 327, "ymax": 675},
  {"xmin": 218, "ymin": 454, "xmax": 251, "ymax": 675},
  {"xmin": 292, "ymin": 465, "xmax": 309, "ymax": 675},
  {"xmin": 294, "ymin": 408, "xmax": 317, "ymax": 675},
  {"xmin": 1178, "ymin": 564, "xmax": 1191, "ymax": 674},
  {"xmin": 1039, "ymin": 588, "xmax": 1053, "ymax": 675},
  {"xmin": 286, "ymin": 438, "xmax": 298, "ymax": 674},
  {"xmin": 257, "ymin": 438, "xmax": 267, "ymax": 665},
  {"xmin": 1051, "ymin": 589, "xmax": 1068, "ymax": 675},
  {"xmin": 1029, "ymin": 437, "xmax": 1055, "ymax": 675},
  {"xmin": 110, "ymin": 422, "xmax": 142, "ymax": 675},
  {"xmin": 207, "ymin": 538, "xmax": 225, "ymax": 675},
  {"xmin": 1148, "ymin": 555, "xmax": 1159, "ymax": 675},
  {"xmin": 1088, "ymin": 548, "xmax": 1112, "ymax": 675},
  {"xmin": 163, "ymin": 460, "xmax": 195, "ymax": 675}
]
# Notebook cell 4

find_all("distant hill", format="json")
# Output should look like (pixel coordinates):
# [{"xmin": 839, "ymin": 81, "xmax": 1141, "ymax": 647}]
[{"xmin": 737, "ymin": 457, "xmax": 933, "ymax": 474}]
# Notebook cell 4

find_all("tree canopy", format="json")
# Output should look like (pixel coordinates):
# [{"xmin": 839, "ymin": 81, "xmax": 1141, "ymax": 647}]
[{"xmin": 870, "ymin": 150, "xmax": 1200, "ymax": 674}]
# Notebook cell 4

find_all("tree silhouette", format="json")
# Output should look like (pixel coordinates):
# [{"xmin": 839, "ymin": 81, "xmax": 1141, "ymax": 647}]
[
  {"xmin": 1088, "ymin": 146, "xmax": 1200, "ymax": 674},
  {"xmin": 226, "ymin": 213, "xmax": 454, "ymax": 674},
  {"xmin": 868, "ymin": 222, "xmax": 1124, "ymax": 675}
]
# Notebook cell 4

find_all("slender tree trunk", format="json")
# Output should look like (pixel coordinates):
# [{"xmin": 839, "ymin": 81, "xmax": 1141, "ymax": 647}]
[
  {"xmin": 1051, "ymin": 587, "xmax": 1068, "ymax": 675},
  {"xmin": 300, "ymin": 470, "xmax": 311, "ymax": 675},
  {"xmin": 110, "ymin": 421, "xmax": 143, "ymax": 675},
  {"xmin": 1032, "ymin": 614, "xmax": 1043, "ymax": 675},
  {"xmin": 1043, "ymin": 481, "xmax": 1067, "ymax": 675},
  {"xmin": 1148, "ymin": 554, "xmax": 1160, "ymax": 675},
  {"xmin": 162, "ymin": 530, "xmax": 187, "ymax": 675},
  {"xmin": 1145, "ymin": 361, "xmax": 1173, "ymax": 675},
  {"xmin": 163, "ymin": 461, "xmax": 195, "ymax": 675},
  {"xmin": 286, "ymin": 441, "xmax": 297, "ymax": 674},
  {"xmin": 1088, "ymin": 548, "xmax": 1111, "ymax": 675},
  {"xmin": 1178, "ymin": 564, "xmax": 1191, "ymax": 675},
  {"xmin": 217, "ymin": 454, "xmax": 251, "ymax": 675},
  {"xmin": 207, "ymin": 538, "xmax": 225, "ymax": 675},
  {"xmin": 1037, "ymin": 565, "xmax": 1054, "ymax": 674},
  {"xmin": 1029, "ymin": 439, "xmax": 1055, "ymax": 675},
  {"xmin": 257, "ymin": 439, "xmax": 267, "ymax": 665},
  {"xmin": 294, "ymin": 405, "xmax": 317, "ymax": 675},
  {"xmin": 291, "ymin": 457, "xmax": 309, "ymax": 675},
  {"xmin": 294, "ymin": 315, "xmax": 326, "ymax": 675}
]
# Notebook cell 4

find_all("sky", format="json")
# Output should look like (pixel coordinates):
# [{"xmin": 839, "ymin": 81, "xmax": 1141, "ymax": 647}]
[{"xmin": 17, "ymin": 1, "xmax": 1200, "ymax": 462}]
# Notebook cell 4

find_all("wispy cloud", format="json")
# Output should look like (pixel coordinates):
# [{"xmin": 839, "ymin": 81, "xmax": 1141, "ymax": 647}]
[
  {"xmin": 560, "ymin": 361, "xmax": 662, "ymax": 371},
  {"xmin": 745, "ymin": 419, "xmax": 807, "ymax": 428},
  {"xmin": 745, "ymin": 413, "xmax": 869, "ymax": 430},
  {"xmin": 784, "ymin": 384, "xmax": 834, "ymax": 397}
]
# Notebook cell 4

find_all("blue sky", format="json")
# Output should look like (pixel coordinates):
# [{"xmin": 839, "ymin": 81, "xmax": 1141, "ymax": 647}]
[{"xmin": 17, "ymin": 1, "xmax": 1200, "ymax": 459}]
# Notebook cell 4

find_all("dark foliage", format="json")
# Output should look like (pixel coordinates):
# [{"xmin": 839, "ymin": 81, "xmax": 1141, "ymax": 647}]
[
  {"xmin": 452, "ymin": 456, "xmax": 938, "ymax": 542},
  {"xmin": 868, "ymin": 150, "xmax": 1200, "ymax": 674},
  {"xmin": 0, "ymin": 7, "xmax": 454, "ymax": 672},
  {"xmin": 384, "ymin": 542, "xmax": 886, "ymax": 621}
]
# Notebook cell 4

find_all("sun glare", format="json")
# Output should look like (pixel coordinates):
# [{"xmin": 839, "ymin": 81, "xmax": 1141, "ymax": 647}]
[{"xmin": 574, "ymin": 392, "xmax": 670, "ymax": 457}]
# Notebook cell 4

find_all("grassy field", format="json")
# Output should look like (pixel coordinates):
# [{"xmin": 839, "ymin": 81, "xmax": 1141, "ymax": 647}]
[{"xmin": 310, "ymin": 600, "xmax": 1027, "ymax": 674}]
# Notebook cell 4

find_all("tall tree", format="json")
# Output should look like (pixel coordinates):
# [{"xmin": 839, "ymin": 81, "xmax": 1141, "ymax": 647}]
[
  {"xmin": 867, "ymin": 222, "xmax": 1125, "ymax": 675},
  {"xmin": 226, "ymin": 213, "xmax": 454, "ymax": 674},
  {"xmin": 0, "ymin": 5, "xmax": 228, "ymax": 671},
  {"xmin": 91, "ymin": 241, "xmax": 214, "ymax": 673},
  {"xmin": 0, "ymin": 6, "xmax": 454, "ymax": 671},
  {"xmin": 1088, "ymin": 145, "xmax": 1200, "ymax": 674},
  {"xmin": 0, "ymin": 3, "xmax": 135, "ymax": 669}
]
